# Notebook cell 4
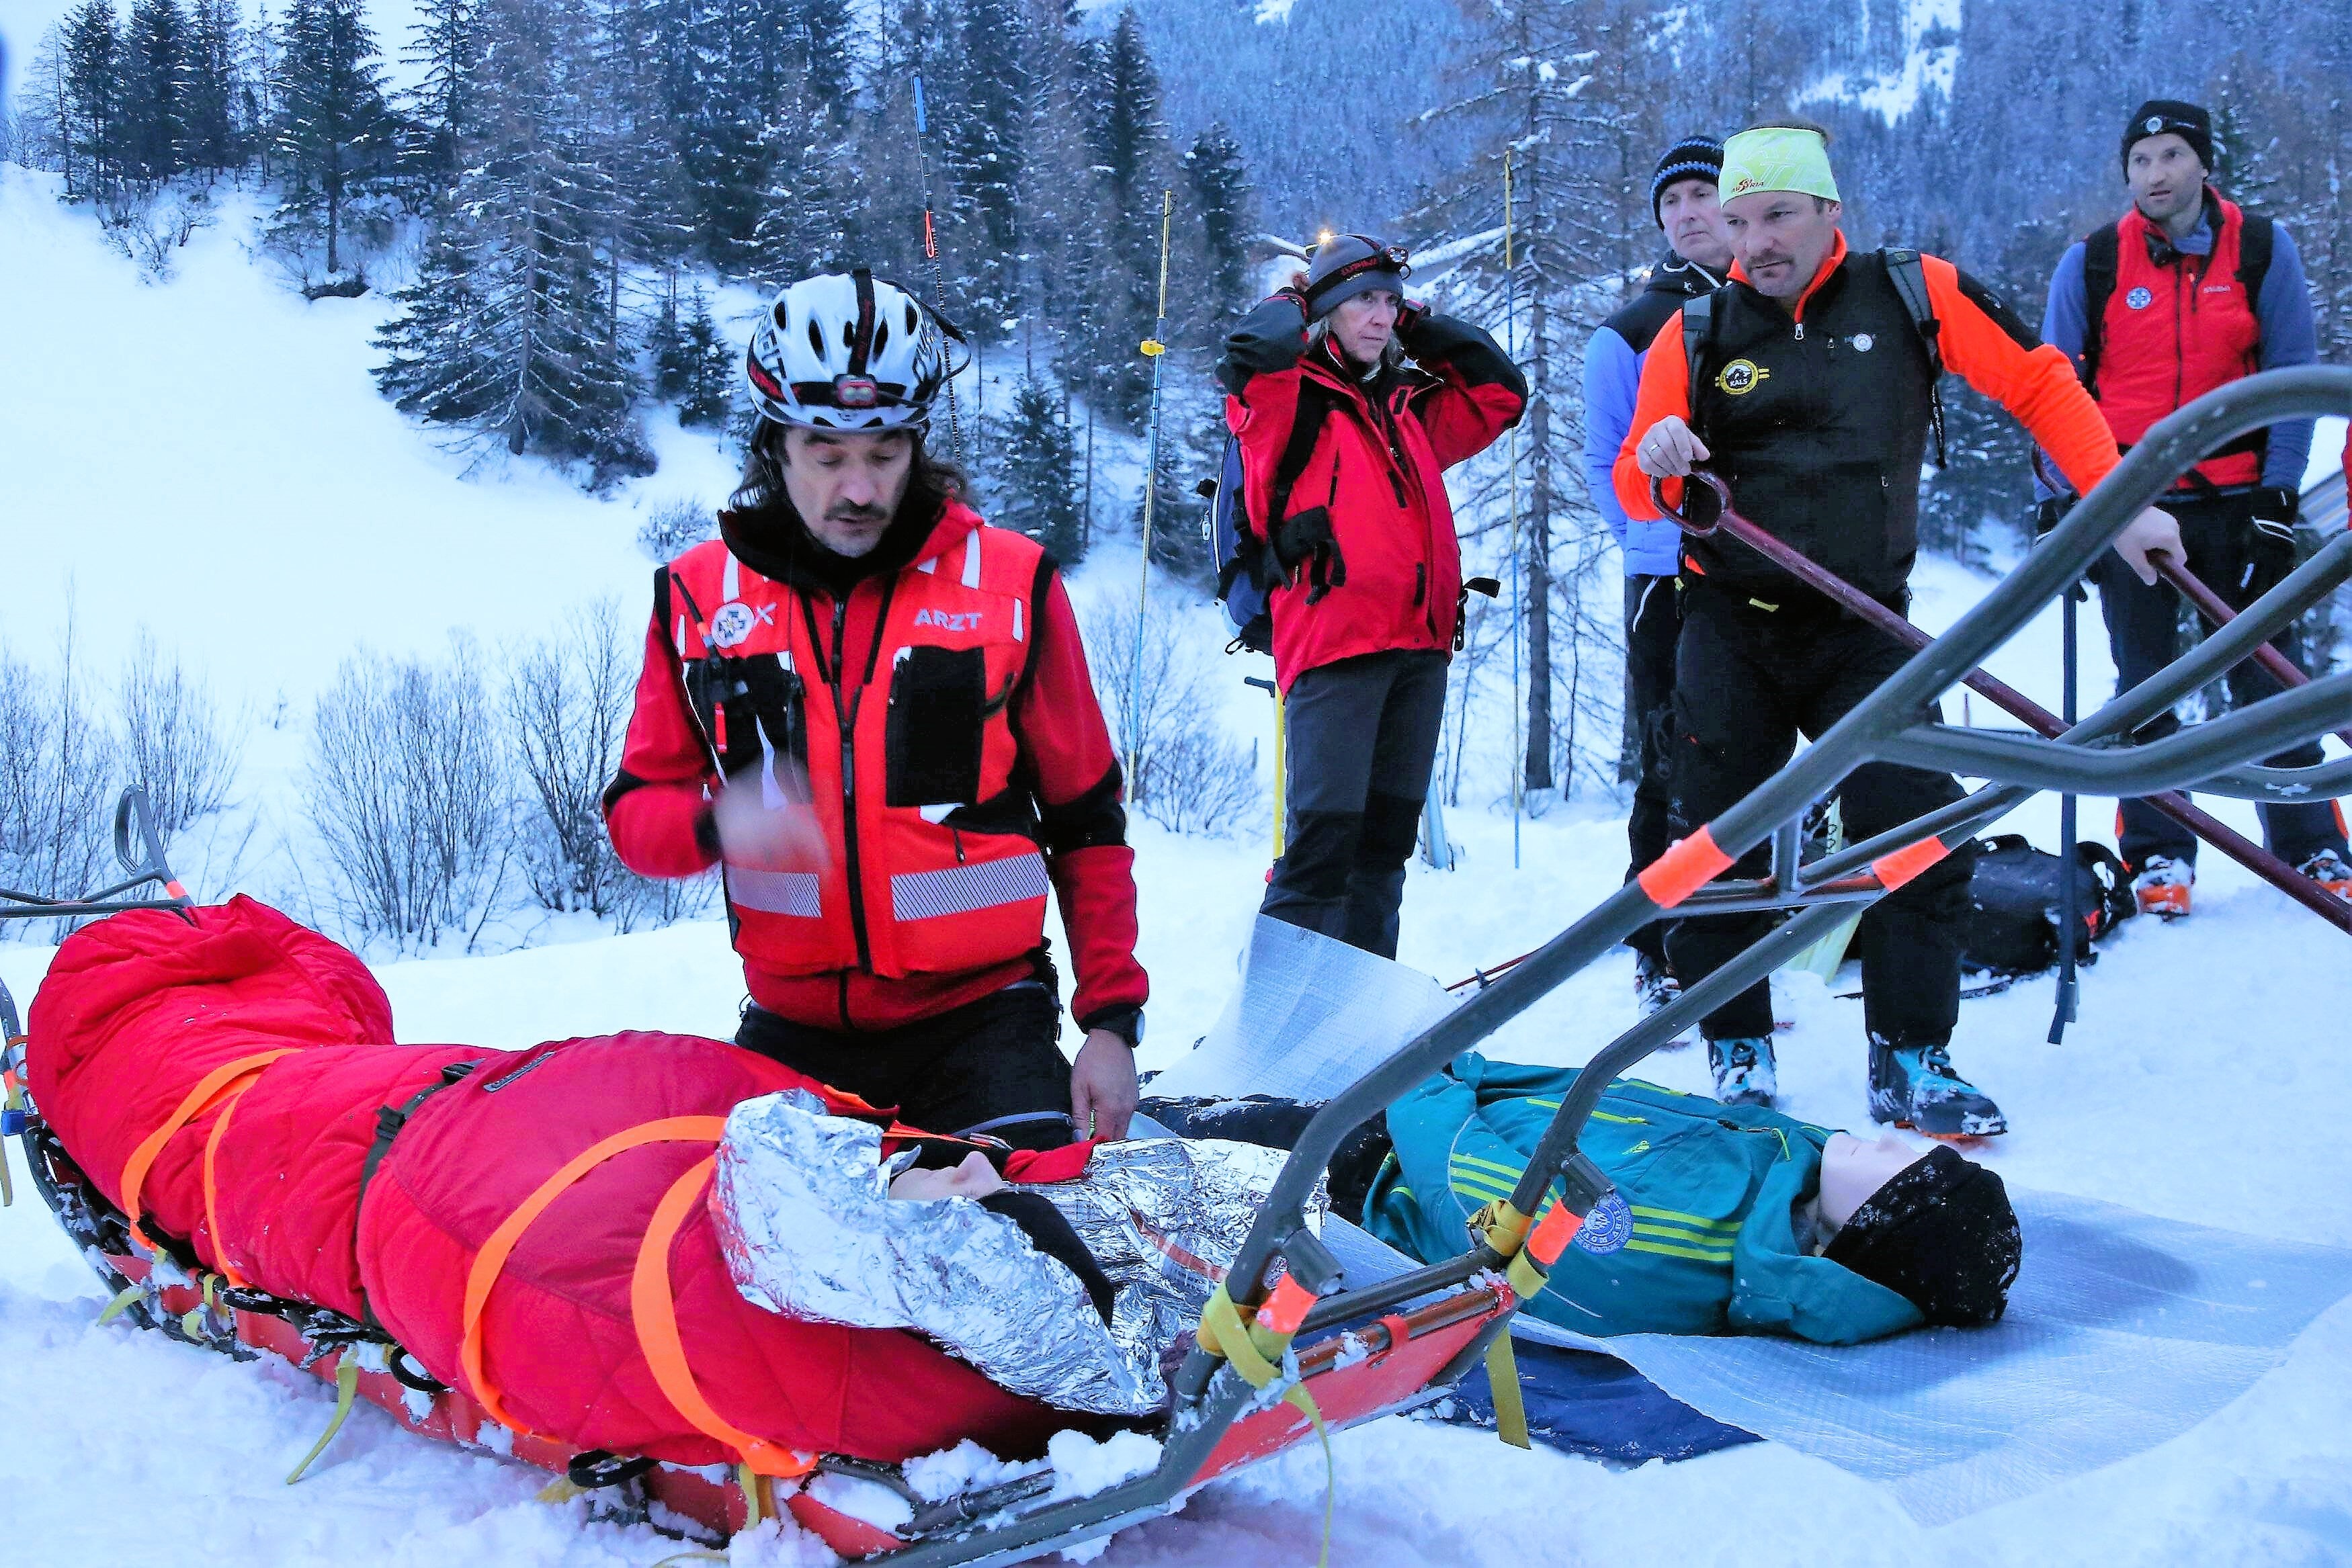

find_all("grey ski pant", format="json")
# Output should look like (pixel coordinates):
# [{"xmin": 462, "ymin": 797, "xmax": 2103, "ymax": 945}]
[{"xmin": 1261, "ymin": 649, "xmax": 1450, "ymax": 959}]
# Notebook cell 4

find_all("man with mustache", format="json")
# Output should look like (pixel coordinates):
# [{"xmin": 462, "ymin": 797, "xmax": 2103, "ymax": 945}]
[
  {"xmin": 1581, "ymin": 134, "xmax": 1733, "ymax": 1029},
  {"xmin": 1614, "ymin": 122, "xmax": 2181, "ymax": 1136},
  {"xmin": 2035, "ymin": 99, "xmax": 2349, "ymax": 919},
  {"xmin": 604, "ymin": 271, "xmax": 1147, "ymax": 1150}
]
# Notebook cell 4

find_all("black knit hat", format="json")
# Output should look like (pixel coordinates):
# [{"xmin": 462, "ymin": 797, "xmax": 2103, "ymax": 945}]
[
  {"xmin": 2121, "ymin": 99, "xmax": 2212, "ymax": 173},
  {"xmin": 1302, "ymin": 234, "xmax": 1412, "ymax": 321},
  {"xmin": 1823, "ymin": 1146, "xmax": 2022, "ymax": 1327},
  {"xmin": 1651, "ymin": 135, "xmax": 1725, "ymax": 226}
]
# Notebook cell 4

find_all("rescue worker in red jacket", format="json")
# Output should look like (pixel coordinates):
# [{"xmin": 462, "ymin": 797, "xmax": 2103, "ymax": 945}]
[
  {"xmin": 2038, "ymin": 99, "xmax": 2351, "ymax": 915},
  {"xmin": 1616, "ymin": 123, "xmax": 2183, "ymax": 1137},
  {"xmin": 603, "ymin": 271, "xmax": 1146, "ymax": 1147},
  {"xmin": 1217, "ymin": 236, "xmax": 1527, "ymax": 957}
]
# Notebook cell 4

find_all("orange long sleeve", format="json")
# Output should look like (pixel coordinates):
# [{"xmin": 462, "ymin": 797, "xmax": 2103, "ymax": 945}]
[
  {"xmin": 1611, "ymin": 308, "xmax": 1693, "ymax": 523},
  {"xmin": 1917, "ymin": 255, "xmax": 2121, "ymax": 498}
]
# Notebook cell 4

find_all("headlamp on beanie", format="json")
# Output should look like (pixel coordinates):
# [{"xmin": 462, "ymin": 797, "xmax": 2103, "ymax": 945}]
[
  {"xmin": 2120, "ymin": 99, "xmax": 2213, "ymax": 173},
  {"xmin": 1301, "ymin": 234, "xmax": 1413, "ymax": 320},
  {"xmin": 1822, "ymin": 1145, "xmax": 2022, "ymax": 1327}
]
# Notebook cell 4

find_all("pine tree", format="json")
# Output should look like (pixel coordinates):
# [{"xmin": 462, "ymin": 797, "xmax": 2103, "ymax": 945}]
[
  {"xmin": 402, "ymin": 0, "xmax": 480, "ymax": 185},
  {"xmin": 374, "ymin": 0, "xmax": 648, "ymax": 482},
  {"xmin": 274, "ymin": 0, "xmax": 388, "ymax": 275},
  {"xmin": 180, "ymin": 0, "xmax": 247, "ymax": 177},
  {"xmin": 1085, "ymin": 9, "xmax": 1171, "ymax": 427},
  {"xmin": 947, "ymin": 0, "xmax": 1032, "ymax": 332},
  {"xmin": 1184, "ymin": 122, "xmax": 1252, "ymax": 337},
  {"xmin": 122, "ymin": 0, "xmax": 188, "ymax": 183},
  {"xmin": 60, "ymin": 0, "xmax": 124, "ymax": 196},
  {"xmin": 677, "ymin": 290, "xmax": 736, "ymax": 428},
  {"xmin": 991, "ymin": 375, "xmax": 1084, "ymax": 560},
  {"xmin": 648, "ymin": 286, "xmax": 691, "ymax": 398}
]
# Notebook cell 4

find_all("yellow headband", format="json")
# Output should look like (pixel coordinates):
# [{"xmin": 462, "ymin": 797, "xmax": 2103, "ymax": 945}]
[{"xmin": 1719, "ymin": 128, "xmax": 1841, "ymax": 205}]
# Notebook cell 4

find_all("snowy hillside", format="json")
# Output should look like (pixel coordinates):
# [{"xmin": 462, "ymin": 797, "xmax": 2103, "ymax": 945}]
[{"xmin": 7, "ymin": 122, "xmax": 2352, "ymax": 1568}]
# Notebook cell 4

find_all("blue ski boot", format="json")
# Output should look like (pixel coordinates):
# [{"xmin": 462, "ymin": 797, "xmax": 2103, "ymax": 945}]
[
  {"xmin": 1869, "ymin": 1038, "xmax": 2007, "ymax": 1139},
  {"xmin": 1707, "ymin": 1036, "xmax": 1777, "ymax": 1108}
]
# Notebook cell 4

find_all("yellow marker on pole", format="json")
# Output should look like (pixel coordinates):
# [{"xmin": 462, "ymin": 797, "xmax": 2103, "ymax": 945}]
[{"xmin": 1128, "ymin": 189, "xmax": 1177, "ymax": 793}]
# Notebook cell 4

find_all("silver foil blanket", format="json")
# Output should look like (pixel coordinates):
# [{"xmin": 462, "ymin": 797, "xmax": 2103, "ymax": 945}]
[{"xmin": 711, "ymin": 1090, "xmax": 1324, "ymax": 1416}]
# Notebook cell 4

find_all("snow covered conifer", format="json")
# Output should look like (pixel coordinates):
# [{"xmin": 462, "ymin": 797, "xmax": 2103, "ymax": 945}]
[
  {"xmin": 179, "ymin": 0, "xmax": 249, "ymax": 178},
  {"xmin": 401, "ymin": 0, "xmax": 480, "ymax": 186},
  {"xmin": 122, "ymin": 0, "xmax": 188, "ymax": 183},
  {"xmin": 675, "ymin": 288, "xmax": 735, "ymax": 429},
  {"xmin": 60, "ymin": 0, "xmax": 125, "ymax": 196},
  {"xmin": 947, "ymin": 0, "xmax": 1032, "ymax": 332},
  {"xmin": 1184, "ymin": 122, "xmax": 1252, "ymax": 337},
  {"xmin": 991, "ymin": 375, "xmax": 1085, "ymax": 562},
  {"xmin": 273, "ymin": 0, "xmax": 389, "ymax": 275}
]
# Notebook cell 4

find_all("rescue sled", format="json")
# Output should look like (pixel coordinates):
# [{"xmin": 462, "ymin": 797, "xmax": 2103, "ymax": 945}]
[{"xmin": 7, "ymin": 367, "xmax": 2350, "ymax": 1565}]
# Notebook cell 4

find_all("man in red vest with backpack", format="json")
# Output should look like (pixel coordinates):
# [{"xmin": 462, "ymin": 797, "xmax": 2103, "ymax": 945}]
[
  {"xmin": 2038, "ymin": 99, "xmax": 2351, "ymax": 917},
  {"xmin": 604, "ymin": 271, "xmax": 1147, "ymax": 1149}
]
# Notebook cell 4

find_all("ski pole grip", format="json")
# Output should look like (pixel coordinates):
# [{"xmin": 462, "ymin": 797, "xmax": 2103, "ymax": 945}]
[{"xmin": 1650, "ymin": 471, "xmax": 1728, "ymax": 536}]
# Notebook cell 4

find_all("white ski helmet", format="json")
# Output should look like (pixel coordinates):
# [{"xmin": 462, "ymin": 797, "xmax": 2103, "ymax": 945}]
[{"xmin": 743, "ymin": 269, "xmax": 967, "ymax": 431}]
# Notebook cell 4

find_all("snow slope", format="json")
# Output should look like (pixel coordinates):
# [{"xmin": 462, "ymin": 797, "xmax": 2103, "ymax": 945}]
[{"xmin": 6, "ymin": 156, "xmax": 2352, "ymax": 1567}]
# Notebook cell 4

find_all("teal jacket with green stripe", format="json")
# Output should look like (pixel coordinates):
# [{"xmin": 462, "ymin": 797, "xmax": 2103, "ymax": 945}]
[{"xmin": 1361, "ymin": 1054, "xmax": 1924, "ymax": 1344}]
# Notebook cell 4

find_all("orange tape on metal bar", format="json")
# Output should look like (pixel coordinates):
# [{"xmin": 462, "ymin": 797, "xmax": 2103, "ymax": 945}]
[
  {"xmin": 1870, "ymin": 836, "xmax": 1950, "ymax": 891},
  {"xmin": 1636, "ymin": 827, "xmax": 1734, "ymax": 910},
  {"xmin": 1525, "ymin": 1202, "xmax": 1584, "ymax": 1268},
  {"xmin": 1255, "ymin": 1273, "xmax": 1318, "ymax": 1336}
]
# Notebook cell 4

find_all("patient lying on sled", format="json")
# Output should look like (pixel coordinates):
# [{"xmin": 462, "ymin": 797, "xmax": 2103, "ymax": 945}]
[
  {"xmin": 1150, "ymin": 1053, "xmax": 2023, "ymax": 1346},
  {"xmin": 712, "ymin": 1090, "xmax": 1323, "ymax": 1418}
]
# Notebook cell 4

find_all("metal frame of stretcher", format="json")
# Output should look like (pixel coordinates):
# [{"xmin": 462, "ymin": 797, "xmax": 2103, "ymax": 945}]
[{"xmin": 5, "ymin": 368, "xmax": 2347, "ymax": 1564}]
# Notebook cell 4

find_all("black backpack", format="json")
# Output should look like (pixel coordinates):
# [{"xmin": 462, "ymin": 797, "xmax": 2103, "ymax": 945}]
[
  {"xmin": 1963, "ymin": 834, "xmax": 2138, "ymax": 976},
  {"xmin": 1202, "ymin": 381, "xmax": 1338, "ymax": 655}
]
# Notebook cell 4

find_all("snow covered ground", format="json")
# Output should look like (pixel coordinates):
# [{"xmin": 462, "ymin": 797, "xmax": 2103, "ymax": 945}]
[{"xmin": 6, "ymin": 165, "xmax": 2352, "ymax": 1566}]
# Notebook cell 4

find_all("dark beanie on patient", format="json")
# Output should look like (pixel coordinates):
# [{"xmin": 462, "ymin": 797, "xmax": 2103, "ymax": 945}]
[{"xmin": 1823, "ymin": 1146, "xmax": 2022, "ymax": 1327}]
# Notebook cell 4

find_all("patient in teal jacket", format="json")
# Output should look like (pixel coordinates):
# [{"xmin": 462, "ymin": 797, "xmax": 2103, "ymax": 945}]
[{"xmin": 1356, "ymin": 1053, "xmax": 2022, "ymax": 1344}]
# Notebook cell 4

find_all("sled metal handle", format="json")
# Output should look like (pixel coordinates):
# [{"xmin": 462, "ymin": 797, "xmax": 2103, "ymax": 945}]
[{"xmin": 0, "ymin": 788, "xmax": 195, "ymax": 924}]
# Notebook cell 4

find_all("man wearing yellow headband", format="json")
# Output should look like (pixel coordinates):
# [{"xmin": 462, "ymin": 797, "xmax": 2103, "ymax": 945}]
[{"xmin": 1610, "ymin": 122, "xmax": 2181, "ymax": 1139}]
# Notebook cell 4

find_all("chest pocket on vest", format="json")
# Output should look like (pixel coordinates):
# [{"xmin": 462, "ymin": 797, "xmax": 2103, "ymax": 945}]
[
  {"xmin": 886, "ymin": 645, "xmax": 991, "ymax": 808},
  {"xmin": 687, "ymin": 653, "xmax": 806, "ymax": 789}
]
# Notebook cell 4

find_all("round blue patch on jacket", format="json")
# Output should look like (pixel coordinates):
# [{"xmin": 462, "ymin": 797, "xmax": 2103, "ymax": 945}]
[
  {"xmin": 1573, "ymin": 1191, "xmax": 1634, "ymax": 1254},
  {"xmin": 2126, "ymin": 286, "xmax": 2153, "ymax": 310}
]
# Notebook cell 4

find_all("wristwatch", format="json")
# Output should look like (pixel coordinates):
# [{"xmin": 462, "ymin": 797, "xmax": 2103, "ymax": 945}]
[{"xmin": 1085, "ymin": 1006, "xmax": 1144, "ymax": 1051}]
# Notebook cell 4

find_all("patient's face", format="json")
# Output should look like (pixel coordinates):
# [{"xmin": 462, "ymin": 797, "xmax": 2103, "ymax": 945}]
[
  {"xmin": 1818, "ymin": 1131, "xmax": 1929, "ymax": 1229},
  {"xmin": 888, "ymin": 1150, "xmax": 1006, "ymax": 1201}
]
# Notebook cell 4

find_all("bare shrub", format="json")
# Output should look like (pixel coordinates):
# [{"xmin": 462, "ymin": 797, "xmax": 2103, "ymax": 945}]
[
  {"xmin": 637, "ymin": 498, "xmax": 716, "ymax": 561},
  {"xmin": 505, "ymin": 599, "xmax": 716, "ymax": 931},
  {"xmin": 0, "ymin": 628, "xmax": 118, "ymax": 941},
  {"xmin": 118, "ymin": 634, "xmax": 241, "ymax": 838},
  {"xmin": 1081, "ymin": 595, "xmax": 1264, "ymax": 838},
  {"xmin": 97, "ymin": 186, "xmax": 214, "ymax": 284},
  {"xmin": 307, "ymin": 642, "xmax": 511, "ymax": 949}
]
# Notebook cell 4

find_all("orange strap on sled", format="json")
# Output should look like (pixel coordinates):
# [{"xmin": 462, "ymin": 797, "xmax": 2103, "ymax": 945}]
[
  {"xmin": 200, "ymin": 1078, "xmax": 266, "ymax": 1287},
  {"xmin": 460, "ymin": 1115, "xmax": 730, "ymax": 1438},
  {"xmin": 118, "ymin": 1051, "xmax": 296, "ymax": 1255},
  {"xmin": 632, "ymin": 1155, "xmax": 815, "ymax": 1480}
]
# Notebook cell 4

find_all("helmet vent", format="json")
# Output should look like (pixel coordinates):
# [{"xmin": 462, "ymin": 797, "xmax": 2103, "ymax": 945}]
[{"xmin": 807, "ymin": 318, "xmax": 826, "ymax": 358}]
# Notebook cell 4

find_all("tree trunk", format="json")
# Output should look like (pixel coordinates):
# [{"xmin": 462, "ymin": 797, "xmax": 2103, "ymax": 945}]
[{"xmin": 325, "ymin": 140, "xmax": 342, "ymax": 274}]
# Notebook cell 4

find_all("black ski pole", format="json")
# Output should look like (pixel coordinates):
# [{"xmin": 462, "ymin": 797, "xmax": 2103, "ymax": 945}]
[{"xmin": 2050, "ymin": 566, "xmax": 2083, "ymax": 1044}]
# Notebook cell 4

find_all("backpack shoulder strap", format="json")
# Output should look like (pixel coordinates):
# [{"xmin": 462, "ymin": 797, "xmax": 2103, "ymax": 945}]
[
  {"xmin": 2235, "ymin": 212, "xmax": 2274, "ymax": 306},
  {"xmin": 2079, "ymin": 223, "xmax": 2122, "ymax": 390},
  {"xmin": 1266, "ymin": 378, "xmax": 1336, "ymax": 527},
  {"xmin": 1880, "ymin": 249, "xmax": 1948, "ymax": 466},
  {"xmin": 1681, "ymin": 292, "xmax": 1714, "ymax": 395}
]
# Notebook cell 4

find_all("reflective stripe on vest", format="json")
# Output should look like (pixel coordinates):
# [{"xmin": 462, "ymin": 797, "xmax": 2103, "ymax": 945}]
[
  {"xmin": 2093, "ymin": 196, "xmax": 2264, "ymax": 488},
  {"xmin": 669, "ymin": 513, "xmax": 1049, "ymax": 982}
]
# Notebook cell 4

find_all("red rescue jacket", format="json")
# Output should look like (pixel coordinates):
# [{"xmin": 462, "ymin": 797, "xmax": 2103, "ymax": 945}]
[
  {"xmin": 2090, "ymin": 191, "xmax": 2265, "ymax": 488},
  {"xmin": 1220, "ymin": 304, "xmax": 1526, "ymax": 689},
  {"xmin": 604, "ymin": 499, "xmax": 1146, "ymax": 1033}
]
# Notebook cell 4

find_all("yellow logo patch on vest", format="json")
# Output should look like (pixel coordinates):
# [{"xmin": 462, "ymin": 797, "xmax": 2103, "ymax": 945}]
[{"xmin": 1714, "ymin": 359, "xmax": 1770, "ymax": 396}]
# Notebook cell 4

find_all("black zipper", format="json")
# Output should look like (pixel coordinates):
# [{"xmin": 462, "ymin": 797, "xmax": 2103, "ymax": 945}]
[
  {"xmin": 806, "ymin": 591, "xmax": 876, "ymax": 974},
  {"xmin": 1413, "ymin": 562, "xmax": 1426, "ymax": 606}
]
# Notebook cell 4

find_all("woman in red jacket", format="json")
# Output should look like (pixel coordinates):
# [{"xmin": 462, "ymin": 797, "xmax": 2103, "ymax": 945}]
[
  {"xmin": 603, "ymin": 270, "xmax": 1146, "ymax": 1147},
  {"xmin": 1218, "ymin": 236, "xmax": 1526, "ymax": 957}
]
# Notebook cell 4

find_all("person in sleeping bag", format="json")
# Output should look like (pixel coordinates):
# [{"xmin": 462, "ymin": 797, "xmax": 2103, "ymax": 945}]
[{"xmin": 1143, "ymin": 1059, "xmax": 2020, "ymax": 1345}]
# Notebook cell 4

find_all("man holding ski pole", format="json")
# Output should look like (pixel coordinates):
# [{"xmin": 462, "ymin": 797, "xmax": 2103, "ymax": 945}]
[
  {"xmin": 1582, "ymin": 134, "xmax": 1734, "ymax": 1026},
  {"xmin": 2035, "ymin": 99, "xmax": 2352, "ymax": 918},
  {"xmin": 604, "ymin": 271, "xmax": 1147, "ymax": 1148},
  {"xmin": 1217, "ymin": 236, "xmax": 1526, "ymax": 958},
  {"xmin": 1615, "ymin": 122, "xmax": 2181, "ymax": 1137}
]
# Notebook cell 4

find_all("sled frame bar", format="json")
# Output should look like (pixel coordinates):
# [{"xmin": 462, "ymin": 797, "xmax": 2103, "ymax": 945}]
[
  {"xmin": 0, "ymin": 789, "xmax": 194, "ymax": 924},
  {"xmin": 863, "ymin": 367, "xmax": 2352, "ymax": 1567}
]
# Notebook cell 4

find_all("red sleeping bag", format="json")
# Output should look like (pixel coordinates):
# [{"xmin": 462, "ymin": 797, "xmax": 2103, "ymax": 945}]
[{"xmin": 28, "ymin": 896, "xmax": 1064, "ymax": 1467}]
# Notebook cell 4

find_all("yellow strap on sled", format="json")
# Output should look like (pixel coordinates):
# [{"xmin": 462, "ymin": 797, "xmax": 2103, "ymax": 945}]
[
  {"xmin": 286, "ymin": 1356, "xmax": 360, "ymax": 1485},
  {"xmin": 97, "ymin": 1284, "xmax": 146, "ymax": 1326},
  {"xmin": 1465, "ymin": 1198, "xmax": 1548, "ymax": 1448},
  {"xmin": 1197, "ymin": 1285, "xmax": 1333, "ymax": 1568}
]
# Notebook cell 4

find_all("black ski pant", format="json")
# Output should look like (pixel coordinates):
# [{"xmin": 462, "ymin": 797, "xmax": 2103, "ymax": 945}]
[
  {"xmin": 2087, "ymin": 491, "xmax": 2349, "ymax": 875},
  {"xmin": 1622, "ymin": 574, "xmax": 1681, "ymax": 967},
  {"xmin": 1664, "ymin": 589, "xmax": 1976, "ymax": 1047},
  {"xmin": 735, "ymin": 981, "xmax": 1074, "ymax": 1150},
  {"xmin": 1261, "ymin": 648, "xmax": 1449, "ymax": 960}
]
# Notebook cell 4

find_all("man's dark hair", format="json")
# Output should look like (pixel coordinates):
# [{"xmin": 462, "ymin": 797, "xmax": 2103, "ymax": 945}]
[{"xmin": 730, "ymin": 418, "xmax": 965, "ymax": 526}]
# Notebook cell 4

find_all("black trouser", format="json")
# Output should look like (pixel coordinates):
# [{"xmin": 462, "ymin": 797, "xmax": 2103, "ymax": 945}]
[
  {"xmin": 1665, "ymin": 589, "xmax": 1977, "ymax": 1046},
  {"xmin": 1261, "ymin": 648, "xmax": 1450, "ymax": 959},
  {"xmin": 1622, "ymin": 574, "xmax": 1682, "ymax": 966},
  {"xmin": 2087, "ymin": 491, "xmax": 2349, "ymax": 873},
  {"xmin": 734, "ymin": 982, "xmax": 1074, "ymax": 1150}
]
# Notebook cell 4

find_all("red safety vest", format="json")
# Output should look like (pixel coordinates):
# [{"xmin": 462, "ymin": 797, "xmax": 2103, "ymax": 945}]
[
  {"xmin": 665, "ymin": 507, "xmax": 1050, "ymax": 982},
  {"xmin": 2090, "ymin": 193, "xmax": 2265, "ymax": 488}
]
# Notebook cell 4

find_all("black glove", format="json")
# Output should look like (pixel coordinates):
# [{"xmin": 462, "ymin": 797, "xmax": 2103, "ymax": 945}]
[
  {"xmin": 2033, "ymin": 496, "xmax": 2071, "ymax": 538},
  {"xmin": 1271, "ymin": 506, "xmax": 1347, "ymax": 604},
  {"xmin": 1395, "ymin": 298, "xmax": 1430, "ymax": 338},
  {"xmin": 2250, "ymin": 485, "xmax": 2301, "ymax": 528},
  {"xmin": 1272, "ymin": 285, "xmax": 1310, "ymax": 320}
]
